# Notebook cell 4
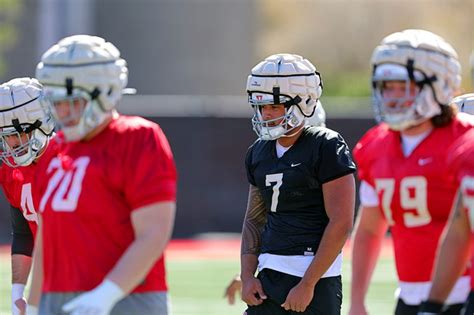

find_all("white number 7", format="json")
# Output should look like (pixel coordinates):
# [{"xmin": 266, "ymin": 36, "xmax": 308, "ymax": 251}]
[{"xmin": 266, "ymin": 173, "xmax": 283, "ymax": 212}]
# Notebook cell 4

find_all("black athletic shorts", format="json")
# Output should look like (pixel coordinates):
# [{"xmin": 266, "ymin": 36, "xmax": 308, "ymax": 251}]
[
  {"xmin": 246, "ymin": 268, "xmax": 342, "ymax": 315},
  {"xmin": 395, "ymin": 297, "xmax": 463, "ymax": 315}
]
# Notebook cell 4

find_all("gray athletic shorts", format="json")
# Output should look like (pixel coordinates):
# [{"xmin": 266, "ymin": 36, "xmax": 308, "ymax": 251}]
[{"xmin": 39, "ymin": 291, "xmax": 169, "ymax": 315}]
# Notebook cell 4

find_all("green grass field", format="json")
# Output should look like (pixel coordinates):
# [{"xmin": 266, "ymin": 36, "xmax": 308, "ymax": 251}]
[{"xmin": 0, "ymin": 248, "xmax": 397, "ymax": 315}]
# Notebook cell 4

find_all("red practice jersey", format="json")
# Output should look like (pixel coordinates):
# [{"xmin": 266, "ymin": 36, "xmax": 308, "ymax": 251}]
[
  {"xmin": 35, "ymin": 115, "xmax": 177, "ymax": 293},
  {"xmin": 447, "ymin": 128, "xmax": 474, "ymax": 289},
  {"xmin": 0, "ymin": 137, "xmax": 60, "ymax": 238},
  {"xmin": 353, "ymin": 115, "xmax": 474, "ymax": 282}
]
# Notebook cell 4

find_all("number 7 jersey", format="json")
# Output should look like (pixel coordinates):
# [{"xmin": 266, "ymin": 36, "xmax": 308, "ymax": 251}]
[
  {"xmin": 245, "ymin": 126, "xmax": 356, "ymax": 256},
  {"xmin": 353, "ymin": 114, "xmax": 474, "ymax": 283}
]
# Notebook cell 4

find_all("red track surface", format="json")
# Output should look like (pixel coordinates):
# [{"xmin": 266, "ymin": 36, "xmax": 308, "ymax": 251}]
[
  {"xmin": 0, "ymin": 237, "xmax": 394, "ymax": 261},
  {"xmin": 164, "ymin": 237, "xmax": 394, "ymax": 261}
]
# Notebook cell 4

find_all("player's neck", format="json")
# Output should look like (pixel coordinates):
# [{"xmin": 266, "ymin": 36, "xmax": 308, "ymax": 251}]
[
  {"xmin": 277, "ymin": 125, "xmax": 304, "ymax": 147},
  {"xmin": 400, "ymin": 120, "xmax": 433, "ymax": 136}
]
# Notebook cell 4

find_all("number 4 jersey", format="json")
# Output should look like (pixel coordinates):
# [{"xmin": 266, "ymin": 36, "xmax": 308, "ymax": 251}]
[
  {"xmin": 353, "ymin": 114, "xmax": 474, "ymax": 284},
  {"xmin": 33, "ymin": 115, "xmax": 177, "ymax": 293},
  {"xmin": 0, "ymin": 136, "xmax": 61, "ymax": 238}
]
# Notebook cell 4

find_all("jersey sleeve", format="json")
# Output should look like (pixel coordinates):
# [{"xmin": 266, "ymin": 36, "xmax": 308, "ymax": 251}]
[
  {"xmin": 124, "ymin": 123, "xmax": 177, "ymax": 210},
  {"xmin": 317, "ymin": 131, "xmax": 356, "ymax": 183},
  {"xmin": 359, "ymin": 180, "xmax": 379, "ymax": 207},
  {"xmin": 10, "ymin": 205, "xmax": 34, "ymax": 256}
]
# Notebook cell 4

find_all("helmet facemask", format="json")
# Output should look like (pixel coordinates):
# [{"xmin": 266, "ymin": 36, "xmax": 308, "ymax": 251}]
[
  {"xmin": 45, "ymin": 86, "xmax": 113, "ymax": 142},
  {"xmin": 0, "ymin": 116, "xmax": 52, "ymax": 167},
  {"xmin": 372, "ymin": 63, "xmax": 441, "ymax": 131},
  {"xmin": 249, "ymin": 88, "xmax": 316, "ymax": 140},
  {"xmin": 0, "ymin": 77, "xmax": 55, "ymax": 167}
]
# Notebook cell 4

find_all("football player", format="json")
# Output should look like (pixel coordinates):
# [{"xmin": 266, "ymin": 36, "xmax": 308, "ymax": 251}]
[
  {"xmin": 0, "ymin": 77, "xmax": 55, "ymax": 315},
  {"xmin": 27, "ymin": 35, "xmax": 177, "ymax": 315},
  {"xmin": 417, "ymin": 96, "xmax": 474, "ymax": 315},
  {"xmin": 348, "ymin": 29, "xmax": 474, "ymax": 315},
  {"xmin": 224, "ymin": 103, "xmax": 327, "ymax": 306},
  {"xmin": 240, "ymin": 53, "xmax": 356, "ymax": 314}
]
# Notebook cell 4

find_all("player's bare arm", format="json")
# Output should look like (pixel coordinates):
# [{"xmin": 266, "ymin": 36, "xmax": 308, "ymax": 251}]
[
  {"xmin": 27, "ymin": 217, "xmax": 43, "ymax": 310},
  {"xmin": 282, "ymin": 173, "xmax": 355, "ymax": 312},
  {"xmin": 223, "ymin": 274, "xmax": 242, "ymax": 305},
  {"xmin": 349, "ymin": 203, "xmax": 389, "ymax": 315},
  {"xmin": 428, "ymin": 190, "xmax": 471, "ymax": 303},
  {"xmin": 106, "ymin": 201, "xmax": 176, "ymax": 294},
  {"xmin": 240, "ymin": 184, "xmax": 268, "ymax": 306},
  {"xmin": 241, "ymin": 184, "xmax": 267, "ymax": 256},
  {"xmin": 11, "ymin": 205, "xmax": 34, "ymax": 315}
]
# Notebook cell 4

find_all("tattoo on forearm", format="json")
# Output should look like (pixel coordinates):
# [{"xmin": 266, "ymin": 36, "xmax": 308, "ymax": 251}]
[{"xmin": 241, "ymin": 185, "xmax": 267, "ymax": 255}]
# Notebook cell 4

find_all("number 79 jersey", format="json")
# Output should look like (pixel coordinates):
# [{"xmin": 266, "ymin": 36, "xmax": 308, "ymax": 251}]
[
  {"xmin": 34, "ymin": 115, "xmax": 177, "ymax": 293},
  {"xmin": 245, "ymin": 126, "xmax": 356, "ymax": 256},
  {"xmin": 353, "ymin": 116, "xmax": 474, "ymax": 282}
]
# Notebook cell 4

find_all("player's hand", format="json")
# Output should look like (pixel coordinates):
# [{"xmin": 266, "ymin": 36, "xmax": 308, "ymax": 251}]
[
  {"xmin": 25, "ymin": 305, "xmax": 38, "ymax": 315},
  {"xmin": 12, "ymin": 284, "xmax": 26, "ymax": 315},
  {"xmin": 417, "ymin": 300, "xmax": 444, "ymax": 315},
  {"xmin": 281, "ymin": 281, "xmax": 314, "ymax": 312},
  {"xmin": 62, "ymin": 279, "xmax": 125, "ymax": 315},
  {"xmin": 223, "ymin": 274, "xmax": 242, "ymax": 305},
  {"xmin": 348, "ymin": 303, "xmax": 368, "ymax": 315},
  {"xmin": 241, "ymin": 276, "xmax": 267, "ymax": 306},
  {"xmin": 13, "ymin": 297, "xmax": 27, "ymax": 315}
]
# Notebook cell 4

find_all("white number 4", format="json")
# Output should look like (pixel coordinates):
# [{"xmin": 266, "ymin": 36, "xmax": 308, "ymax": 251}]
[{"xmin": 266, "ymin": 173, "xmax": 283, "ymax": 212}]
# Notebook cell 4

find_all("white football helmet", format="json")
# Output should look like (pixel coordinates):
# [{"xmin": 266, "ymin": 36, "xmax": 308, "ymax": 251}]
[
  {"xmin": 36, "ymin": 35, "xmax": 128, "ymax": 142},
  {"xmin": 0, "ymin": 77, "xmax": 54, "ymax": 167},
  {"xmin": 371, "ymin": 29, "xmax": 461, "ymax": 130},
  {"xmin": 246, "ymin": 53, "xmax": 323, "ymax": 140},
  {"xmin": 306, "ymin": 101, "xmax": 326, "ymax": 127},
  {"xmin": 451, "ymin": 93, "xmax": 474, "ymax": 115}
]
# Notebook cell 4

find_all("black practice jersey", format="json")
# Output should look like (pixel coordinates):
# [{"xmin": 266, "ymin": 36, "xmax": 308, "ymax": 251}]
[{"xmin": 245, "ymin": 126, "xmax": 356, "ymax": 256}]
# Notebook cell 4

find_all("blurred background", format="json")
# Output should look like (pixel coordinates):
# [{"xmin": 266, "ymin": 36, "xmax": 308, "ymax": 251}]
[{"xmin": 0, "ymin": 0, "xmax": 472, "ymax": 241}]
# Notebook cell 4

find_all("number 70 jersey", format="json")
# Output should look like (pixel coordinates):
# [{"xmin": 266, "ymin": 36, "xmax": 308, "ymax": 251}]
[
  {"xmin": 33, "ymin": 115, "xmax": 177, "ymax": 293},
  {"xmin": 353, "ymin": 116, "xmax": 474, "ymax": 282}
]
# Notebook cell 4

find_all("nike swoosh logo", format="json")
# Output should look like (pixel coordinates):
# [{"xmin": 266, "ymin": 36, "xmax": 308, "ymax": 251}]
[
  {"xmin": 291, "ymin": 163, "xmax": 301, "ymax": 167},
  {"xmin": 418, "ymin": 157, "xmax": 433, "ymax": 166}
]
